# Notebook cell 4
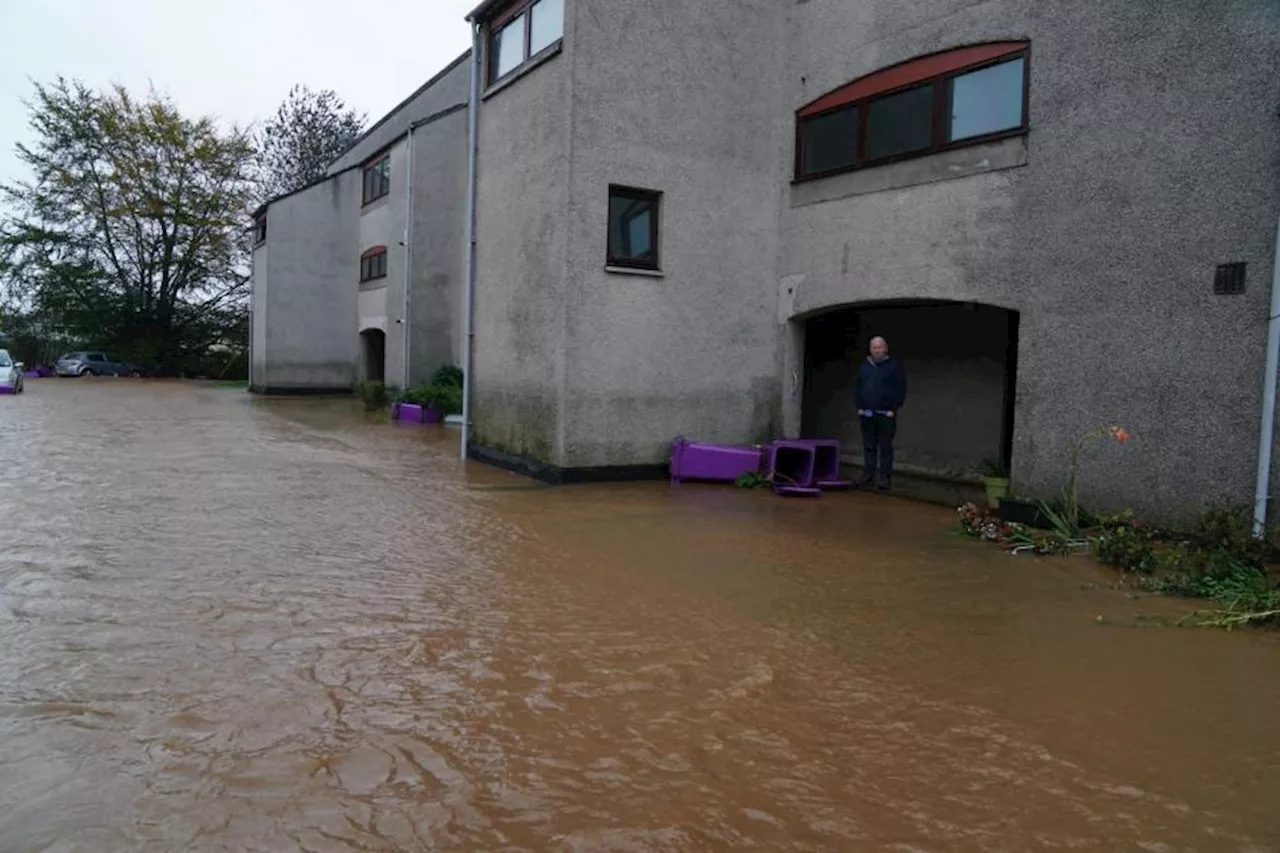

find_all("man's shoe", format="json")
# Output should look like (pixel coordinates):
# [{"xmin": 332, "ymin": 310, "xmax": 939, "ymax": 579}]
[
  {"xmin": 857, "ymin": 476, "xmax": 875, "ymax": 488},
  {"xmin": 877, "ymin": 478, "xmax": 891, "ymax": 491}
]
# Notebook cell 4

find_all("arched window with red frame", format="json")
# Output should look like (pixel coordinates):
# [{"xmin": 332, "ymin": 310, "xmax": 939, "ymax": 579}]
[
  {"xmin": 360, "ymin": 246, "xmax": 388, "ymax": 283},
  {"xmin": 795, "ymin": 42, "xmax": 1030, "ymax": 180}
]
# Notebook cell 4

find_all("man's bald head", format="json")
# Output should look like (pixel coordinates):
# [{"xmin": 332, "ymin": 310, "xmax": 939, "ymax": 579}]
[{"xmin": 869, "ymin": 336, "xmax": 889, "ymax": 362}]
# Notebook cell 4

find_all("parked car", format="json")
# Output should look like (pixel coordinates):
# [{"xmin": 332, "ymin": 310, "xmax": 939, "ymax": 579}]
[
  {"xmin": 55, "ymin": 352, "xmax": 145, "ymax": 378},
  {"xmin": 0, "ymin": 349, "xmax": 25, "ymax": 394}
]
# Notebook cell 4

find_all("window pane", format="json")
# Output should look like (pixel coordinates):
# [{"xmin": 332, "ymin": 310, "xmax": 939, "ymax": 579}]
[
  {"xmin": 608, "ymin": 192, "xmax": 657, "ymax": 265},
  {"xmin": 865, "ymin": 83, "xmax": 934, "ymax": 161},
  {"xmin": 949, "ymin": 57, "xmax": 1025, "ymax": 142},
  {"xmin": 493, "ymin": 15, "xmax": 526, "ymax": 79},
  {"xmin": 799, "ymin": 106, "xmax": 858, "ymax": 176},
  {"xmin": 529, "ymin": 0, "xmax": 563, "ymax": 55}
]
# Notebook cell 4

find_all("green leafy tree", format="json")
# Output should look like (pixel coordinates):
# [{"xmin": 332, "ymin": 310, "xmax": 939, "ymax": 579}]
[
  {"xmin": 255, "ymin": 85, "xmax": 365, "ymax": 201},
  {"xmin": 0, "ymin": 78, "xmax": 255, "ymax": 371}
]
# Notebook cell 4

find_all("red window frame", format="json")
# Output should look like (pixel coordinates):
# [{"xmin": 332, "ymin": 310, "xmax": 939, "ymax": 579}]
[
  {"xmin": 795, "ymin": 42, "xmax": 1031, "ymax": 182},
  {"xmin": 360, "ymin": 246, "xmax": 388, "ymax": 283},
  {"xmin": 487, "ymin": 0, "xmax": 562, "ymax": 86}
]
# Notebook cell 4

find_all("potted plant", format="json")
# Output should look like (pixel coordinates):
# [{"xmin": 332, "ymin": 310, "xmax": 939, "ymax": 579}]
[
  {"xmin": 980, "ymin": 459, "xmax": 1010, "ymax": 509},
  {"xmin": 997, "ymin": 425, "xmax": 1130, "ymax": 532}
]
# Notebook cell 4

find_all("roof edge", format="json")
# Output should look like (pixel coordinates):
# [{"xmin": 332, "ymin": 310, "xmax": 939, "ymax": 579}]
[{"xmin": 323, "ymin": 48, "xmax": 472, "ymax": 173}]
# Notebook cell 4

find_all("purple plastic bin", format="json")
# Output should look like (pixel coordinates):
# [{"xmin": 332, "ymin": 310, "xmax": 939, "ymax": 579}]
[
  {"xmin": 423, "ymin": 406, "xmax": 443, "ymax": 424},
  {"xmin": 669, "ymin": 436, "xmax": 764, "ymax": 484},
  {"xmin": 773, "ymin": 483, "xmax": 822, "ymax": 497},
  {"xmin": 766, "ymin": 441, "xmax": 817, "ymax": 490},
  {"xmin": 393, "ymin": 402, "xmax": 426, "ymax": 423},
  {"xmin": 791, "ymin": 439, "xmax": 851, "ymax": 490}
]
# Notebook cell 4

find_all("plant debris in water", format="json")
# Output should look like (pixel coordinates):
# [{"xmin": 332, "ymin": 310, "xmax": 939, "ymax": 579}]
[{"xmin": 959, "ymin": 499, "xmax": 1280, "ymax": 631}]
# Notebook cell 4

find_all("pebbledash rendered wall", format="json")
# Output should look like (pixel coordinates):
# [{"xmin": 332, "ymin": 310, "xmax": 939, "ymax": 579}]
[
  {"xmin": 778, "ymin": 0, "xmax": 1280, "ymax": 522},
  {"xmin": 249, "ymin": 55, "xmax": 470, "ymax": 394},
  {"xmin": 468, "ymin": 0, "xmax": 1280, "ymax": 522}
]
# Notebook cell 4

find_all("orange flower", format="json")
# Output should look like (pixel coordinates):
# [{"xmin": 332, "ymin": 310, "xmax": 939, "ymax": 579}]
[{"xmin": 1109, "ymin": 425, "xmax": 1130, "ymax": 444}]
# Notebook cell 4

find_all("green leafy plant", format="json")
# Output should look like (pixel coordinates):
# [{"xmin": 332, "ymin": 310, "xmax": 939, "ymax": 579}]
[
  {"xmin": 1189, "ymin": 501, "xmax": 1273, "ymax": 569},
  {"xmin": 735, "ymin": 472, "xmax": 772, "ymax": 489},
  {"xmin": 1062, "ymin": 424, "xmax": 1130, "ymax": 532},
  {"xmin": 980, "ymin": 459, "xmax": 1009, "ymax": 478},
  {"xmin": 354, "ymin": 380, "xmax": 396, "ymax": 411},
  {"xmin": 431, "ymin": 364, "xmax": 463, "ymax": 389},
  {"xmin": 1094, "ymin": 523, "xmax": 1159, "ymax": 573}
]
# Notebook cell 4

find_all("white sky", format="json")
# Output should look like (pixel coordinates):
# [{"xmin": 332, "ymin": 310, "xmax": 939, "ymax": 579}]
[{"xmin": 0, "ymin": 0, "xmax": 476, "ymax": 186}]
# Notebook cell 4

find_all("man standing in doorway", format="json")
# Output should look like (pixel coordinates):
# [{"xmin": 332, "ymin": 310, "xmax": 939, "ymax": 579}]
[{"xmin": 856, "ymin": 336, "xmax": 907, "ymax": 490}]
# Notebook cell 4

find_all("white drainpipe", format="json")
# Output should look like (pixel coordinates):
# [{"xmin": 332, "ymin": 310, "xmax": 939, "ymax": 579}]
[
  {"xmin": 402, "ymin": 125, "xmax": 415, "ymax": 390},
  {"xmin": 460, "ymin": 25, "xmax": 481, "ymax": 461},
  {"xmin": 1253, "ymin": 214, "xmax": 1280, "ymax": 536}
]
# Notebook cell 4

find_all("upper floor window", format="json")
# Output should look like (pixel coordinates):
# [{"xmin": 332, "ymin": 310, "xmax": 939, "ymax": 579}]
[
  {"xmin": 607, "ymin": 185, "xmax": 660, "ymax": 271},
  {"xmin": 362, "ymin": 154, "xmax": 390, "ymax": 205},
  {"xmin": 796, "ymin": 42, "xmax": 1029, "ymax": 181},
  {"xmin": 489, "ymin": 0, "xmax": 563, "ymax": 84},
  {"xmin": 360, "ymin": 246, "xmax": 388, "ymax": 283},
  {"xmin": 253, "ymin": 215, "xmax": 267, "ymax": 245}
]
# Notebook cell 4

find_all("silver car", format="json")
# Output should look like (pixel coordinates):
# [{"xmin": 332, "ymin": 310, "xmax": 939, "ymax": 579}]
[
  {"xmin": 0, "ymin": 350, "xmax": 25, "ymax": 394},
  {"xmin": 55, "ymin": 351, "xmax": 142, "ymax": 378}
]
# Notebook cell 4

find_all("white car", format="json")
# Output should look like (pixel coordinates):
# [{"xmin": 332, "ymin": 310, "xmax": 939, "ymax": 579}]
[{"xmin": 0, "ymin": 350, "xmax": 25, "ymax": 394}]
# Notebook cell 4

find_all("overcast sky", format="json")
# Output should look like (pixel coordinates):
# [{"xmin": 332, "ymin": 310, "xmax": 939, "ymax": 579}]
[{"xmin": 0, "ymin": 0, "xmax": 476, "ymax": 186}]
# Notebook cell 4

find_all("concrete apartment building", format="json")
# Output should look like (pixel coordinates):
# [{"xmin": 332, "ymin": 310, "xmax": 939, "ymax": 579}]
[{"xmin": 250, "ymin": 0, "xmax": 1280, "ymax": 524}]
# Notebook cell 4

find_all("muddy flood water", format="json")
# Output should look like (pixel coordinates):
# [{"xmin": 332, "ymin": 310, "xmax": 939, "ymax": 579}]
[{"xmin": 2, "ymin": 381, "xmax": 1279, "ymax": 851}]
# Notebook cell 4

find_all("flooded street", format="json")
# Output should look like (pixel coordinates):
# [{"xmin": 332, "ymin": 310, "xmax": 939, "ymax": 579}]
[{"xmin": 2, "ymin": 381, "xmax": 1279, "ymax": 851}]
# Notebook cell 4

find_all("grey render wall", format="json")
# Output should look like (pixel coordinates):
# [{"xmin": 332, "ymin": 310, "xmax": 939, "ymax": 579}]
[
  {"xmin": 358, "ymin": 137, "xmax": 409, "ymax": 386},
  {"xmin": 472, "ymin": 45, "xmax": 573, "ymax": 462},
  {"xmin": 258, "ymin": 170, "xmax": 362, "ymax": 391},
  {"xmin": 556, "ymin": 0, "xmax": 788, "ymax": 468},
  {"xmin": 779, "ymin": 0, "xmax": 1280, "ymax": 522},
  {"xmin": 328, "ymin": 52, "xmax": 471, "ymax": 176},
  {"xmin": 408, "ymin": 106, "xmax": 470, "ymax": 385},
  {"xmin": 249, "ymin": 241, "xmax": 269, "ymax": 389}
]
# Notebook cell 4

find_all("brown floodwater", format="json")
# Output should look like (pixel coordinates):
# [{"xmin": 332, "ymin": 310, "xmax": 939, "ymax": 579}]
[{"xmin": 2, "ymin": 380, "xmax": 1279, "ymax": 851}]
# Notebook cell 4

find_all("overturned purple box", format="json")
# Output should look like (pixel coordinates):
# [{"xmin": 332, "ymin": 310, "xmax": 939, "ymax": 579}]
[
  {"xmin": 392, "ymin": 402, "xmax": 443, "ymax": 424},
  {"xmin": 765, "ymin": 440, "xmax": 822, "ymax": 496},
  {"xmin": 789, "ymin": 439, "xmax": 851, "ymax": 490},
  {"xmin": 669, "ymin": 436, "xmax": 764, "ymax": 484}
]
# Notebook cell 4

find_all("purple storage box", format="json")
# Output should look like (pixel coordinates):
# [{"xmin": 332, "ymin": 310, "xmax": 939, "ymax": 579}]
[
  {"xmin": 787, "ymin": 439, "xmax": 851, "ymax": 490},
  {"xmin": 669, "ymin": 436, "xmax": 764, "ymax": 484},
  {"xmin": 766, "ymin": 440, "xmax": 817, "ymax": 490}
]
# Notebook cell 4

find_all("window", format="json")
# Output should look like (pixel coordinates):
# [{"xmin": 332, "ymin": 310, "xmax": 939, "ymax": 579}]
[
  {"xmin": 795, "ymin": 42, "xmax": 1029, "ymax": 180},
  {"xmin": 488, "ymin": 0, "xmax": 563, "ymax": 84},
  {"xmin": 253, "ymin": 215, "xmax": 267, "ymax": 245},
  {"xmin": 360, "ymin": 247, "xmax": 388, "ymax": 283},
  {"xmin": 607, "ymin": 186, "xmax": 660, "ymax": 270},
  {"xmin": 362, "ymin": 154, "xmax": 390, "ymax": 205},
  {"xmin": 948, "ymin": 57, "xmax": 1026, "ymax": 142}
]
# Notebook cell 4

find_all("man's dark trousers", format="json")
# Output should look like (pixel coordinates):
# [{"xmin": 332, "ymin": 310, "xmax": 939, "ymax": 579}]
[{"xmin": 860, "ymin": 414, "xmax": 896, "ymax": 485}]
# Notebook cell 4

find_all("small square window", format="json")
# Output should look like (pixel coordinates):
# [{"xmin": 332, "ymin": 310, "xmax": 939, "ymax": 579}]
[
  {"xmin": 491, "ymin": 14, "xmax": 527, "ymax": 81},
  {"xmin": 1214, "ymin": 263, "xmax": 1247, "ymax": 295},
  {"xmin": 799, "ymin": 105, "xmax": 858, "ymax": 177},
  {"xmin": 865, "ymin": 83, "xmax": 934, "ymax": 162},
  {"xmin": 362, "ymin": 155, "xmax": 390, "ymax": 205},
  {"xmin": 360, "ymin": 249, "xmax": 388, "ymax": 283},
  {"xmin": 607, "ymin": 186, "xmax": 660, "ymax": 270},
  {"xmin": 529, "ymin": 0, "xmax": 563, "ymax": 56}
]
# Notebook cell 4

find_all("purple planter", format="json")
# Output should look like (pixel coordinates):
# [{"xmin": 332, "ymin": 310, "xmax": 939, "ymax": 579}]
[
  {"xmin": 766, "ymin": 441, "xmax": 817, "ymax": 490},
  {"xmin": 392, "ymin": 402, "xmax": 445, "ymax": 425},
  {"xmin": 669, "ymin": 436, "xmax": 764, "ymax": 484}
]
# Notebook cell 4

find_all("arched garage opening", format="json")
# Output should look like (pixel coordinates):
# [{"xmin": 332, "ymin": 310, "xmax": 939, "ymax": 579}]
[
  {"xmin": 359, "ymin": 328, "xmax": 386, "ymax": 384},
  {"xmin": 801, "ymin": 300, "xmax": 1019, "ymax": 480}
]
